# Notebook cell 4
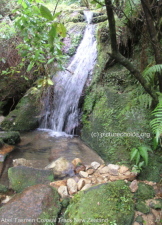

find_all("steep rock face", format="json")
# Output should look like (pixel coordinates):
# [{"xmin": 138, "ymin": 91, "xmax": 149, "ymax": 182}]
[{"xmin": 0, "ymin": 184, "xmax": 61, "ymax": 225}]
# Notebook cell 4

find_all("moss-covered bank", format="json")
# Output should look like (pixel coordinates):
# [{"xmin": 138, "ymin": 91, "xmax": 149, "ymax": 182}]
[{"xmin": 81, "ymin": 22, "xmax": 152, "ymax": 166}]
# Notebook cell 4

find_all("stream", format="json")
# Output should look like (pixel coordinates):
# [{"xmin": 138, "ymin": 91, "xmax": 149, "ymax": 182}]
[{"xmin": 0, "ymin": 130, "xmax": 104, "ymax": 186}]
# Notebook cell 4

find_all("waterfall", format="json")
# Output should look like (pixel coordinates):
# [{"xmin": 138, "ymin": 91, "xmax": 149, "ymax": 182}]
[{"xmin": 40, "ymin": 11, "xmax": 97, "ymax": 135}]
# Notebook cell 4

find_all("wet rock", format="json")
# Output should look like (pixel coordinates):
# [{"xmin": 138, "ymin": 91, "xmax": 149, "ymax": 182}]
[
  {"xmin": 45, "ymin": 157, "xmax": 74, "ymax": 178},
  {"xmin": 12, "ymin": 158, "xmax": 43, "ymax": 168},
  {"xmin": 8, "ymin": 166, "xmax": 54, "ymax": 192},
  {"xmin": 91, "ymin": 161, "xmax": 100, "ymax": 170},
  {"xmin": 58, "ymin": 186, "xmax": 69, "ymax": 198},
  {"xmin": 129, "ymin": 180, "xmax": 138, "ymax": 193},
  {"xmin": 67, "ymin": 178, "xmax": 77, "ymax": 195},
  {"xmin": 0, "ymin": 144, "xmax": 14, "ymax": 162},
  {"xmin": 0, "ymin": 184, "xmax": 61, "ymax": 225}
]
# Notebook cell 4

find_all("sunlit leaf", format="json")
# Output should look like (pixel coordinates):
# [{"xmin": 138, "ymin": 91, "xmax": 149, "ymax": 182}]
[
  {"xmin": 57, "ymin": 23, "xmax": 66, "ymax": 38},
  {"xmin": 40, "ymin": 5, "xmax": 53, "ymax": 21},
  {"xmin": 47, "ymin": 78, "xmax": 54, "ymax": 85}
]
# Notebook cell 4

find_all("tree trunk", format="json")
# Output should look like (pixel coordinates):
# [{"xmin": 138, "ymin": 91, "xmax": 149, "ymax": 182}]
[{"xmin": 104, "ymin": 0, "xmax": 158, "ymax": 103}]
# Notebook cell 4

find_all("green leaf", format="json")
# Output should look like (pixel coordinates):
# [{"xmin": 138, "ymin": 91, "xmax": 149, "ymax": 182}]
[
  {"xmin": 152, "ymin": 137, "xmax": 159, "ymax": 150},
  {"xmin": 48, "ymin": 24, "xmax": 57, "ymax": 45},
  {"xmin": 138, "ymin": 161, "xmax": 145, "ymax": 168},
  {"xmin": 138, "ymin": 146, "xmax": 148, "ymax": 166},
  {"xmin": 27, "ymin": 62, "xmax": 34, "ymax": 72},
  {"xmin": 47, "ymin": 57, "xmax": 55, "ymax": 64},
  {"xmin": 130, "ymin": 148, "xmax": 138, "ymax": 161},
  {"xmin": 135, "ymin": 152, "xmax": 140, "ymax": 165},
  {"xmin": 57, "ymin": 23, "xmax": 66, "ymax": 38},
  {"xmin": 40, "ymin": 5, "xmax": 53, "ymax": 21},
  {"xmin": 47, "ymin": 78, "xmax": 54, "ymax": 85}
]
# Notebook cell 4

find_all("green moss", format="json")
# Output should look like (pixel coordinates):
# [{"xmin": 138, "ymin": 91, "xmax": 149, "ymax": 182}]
[
  {"xmin": 65, "ymin": 181, "xmax": 135, "ymax": 225},
  {"xmin": 135, "ymin": 201, "xmax": 150, "ymax": 214},
  {"xmin": 138, "ymin": 152, "xmax": 162, "ymax": 182},
  {"xmin": 0, "ymin": 131, "xmax": 20, "ymax": 145},
  {"xmin": 134, "ymin": 183, "xmax": 155, "ymax": 201},
  {"xmin": 0, "ymin": 184, "xmax": 8, "ymax": 193},
  {"xmin": 135, "ymin": 215, "xmax": 144, "ymax": 223},
  {"xmin": 1, "ymin": 88, "xmax": 41, "ymax": 131},
  {"xmin": 81, "ymin": 22, "xmax": 152, "ymax": 165},
  {"xmin": 8, "ymin": 166, "xmax": 54, "ymax": 193},
  {"xmin": 149, "ymin": 199, "xmax": 162, "ymax": 209}
]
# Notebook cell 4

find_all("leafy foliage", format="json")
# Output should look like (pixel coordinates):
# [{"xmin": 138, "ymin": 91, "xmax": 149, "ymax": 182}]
[
  {"xmin": 14, "ymin": 0, "xmax": 67, "ymax": 74},
  {"xmin": 130, "ymin": 145, "xmax": 152, "ymax": 167}
]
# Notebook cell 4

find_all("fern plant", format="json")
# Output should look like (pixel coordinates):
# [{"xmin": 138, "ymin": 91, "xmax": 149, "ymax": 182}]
[
  {"xmin": 150, "ymin": 97, "xmax": 162, "ymax": 148},
  {"xmin": 130, "ymin": 145, "xmax": 152, "ymax": 168}
]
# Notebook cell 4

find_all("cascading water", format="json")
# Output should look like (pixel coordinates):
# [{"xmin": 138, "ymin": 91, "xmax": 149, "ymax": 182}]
[{"xmin": 40, "ymin": 11, "xmax": 97, "ymax": 135}]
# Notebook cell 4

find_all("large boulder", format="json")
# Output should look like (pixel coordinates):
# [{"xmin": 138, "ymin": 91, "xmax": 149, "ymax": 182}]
[
  {"xmin": 8, "ymin": 166, "xmax": 54, "ymax": 192},
  {"xmin": 1, "ymin": 88, "xmax": 41, "ymax": 131},
  {"xmin": 64, "ymin": 180, "xmax": 135, "ymax": 225},
  {"xmin": 0, "ymin": 184, "xmax": 61, "ymax": 225}
]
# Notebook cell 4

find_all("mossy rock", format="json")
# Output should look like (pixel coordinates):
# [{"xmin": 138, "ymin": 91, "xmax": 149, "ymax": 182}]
[
  {"xmin": 134, "ymin": 183, "xmax": 155, "ymax": 201},
  {"xmin": 0, "ymin": 184, "xmax": 8, "ymax": 193},
  {"xmin": 0, "ymin": 131, "xmax": 20, "ymax": 145},
  {"xmin": 135, "ymin": 201, "xmax": 150, "ymax": 214},
  {"xmin": 92, "ymin": 15, "xmax": 107, "ymax": 24},
  {"xmin": 8, "ymin": 166, "xmax": 54, "ymax": 193},
  {"xmin": 1, "ymin": 88, "xmax": 41, "ymax": 131},
  {"xmin": 138, "ymin": 152, "xmax": 162, "ymax": 182},
  {"xmin": 64, "ymin": 180, "xmax": 135, "ymax": 225},
  {"xmin": 149, "ymin": 199, "xmax": 162, "ymax": 209}
]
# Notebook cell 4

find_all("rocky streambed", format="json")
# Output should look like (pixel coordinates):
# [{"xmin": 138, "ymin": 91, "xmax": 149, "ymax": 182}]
[{"xmin": 0, "ymin": 130, "xmax": 162, "ymax": 225}]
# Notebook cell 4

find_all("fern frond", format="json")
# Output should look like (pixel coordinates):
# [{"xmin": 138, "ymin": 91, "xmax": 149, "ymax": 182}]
[
  {"xmin": 150, "ymin": 101, "xmax": 162, "ymax": 143},
  {"xmin": 143, "ymin": 64, "xmax": 162, "ymax": 76},
  {"xmin": 136, "ymin": 93, "xmax": 152, "ymax": 109}
]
